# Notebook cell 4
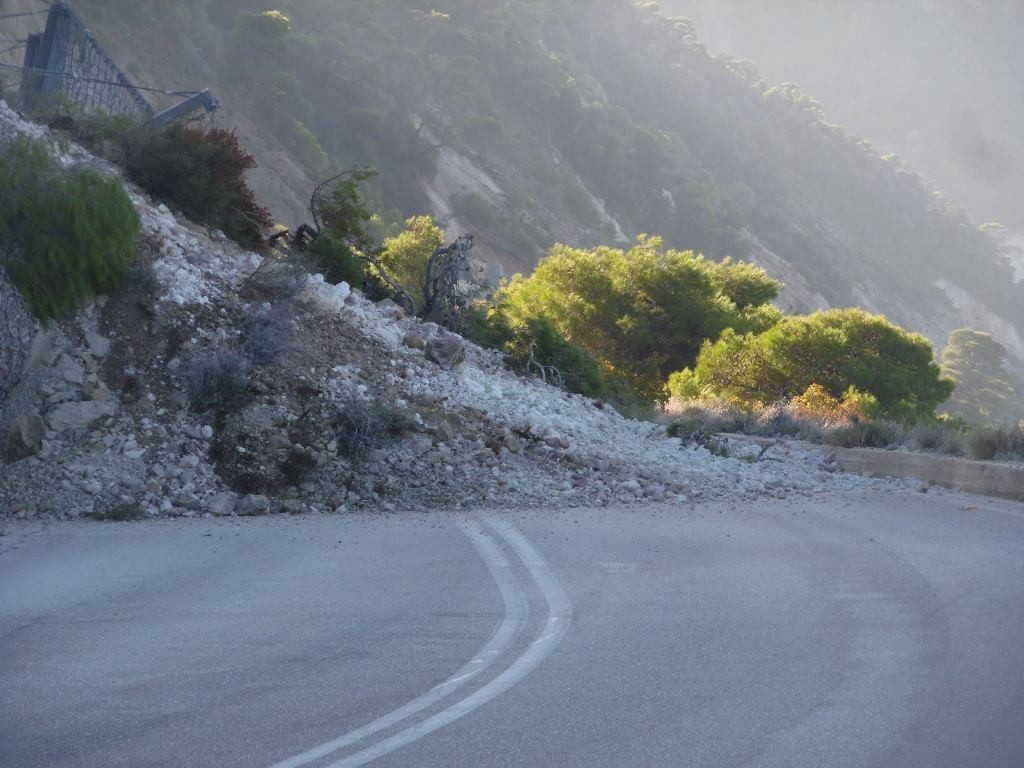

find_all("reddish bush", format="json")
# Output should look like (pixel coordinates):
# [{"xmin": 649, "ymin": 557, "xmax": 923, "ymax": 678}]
[{"xmin": 114, "ymin": 122, "xmax": 271, "ymax": 249}]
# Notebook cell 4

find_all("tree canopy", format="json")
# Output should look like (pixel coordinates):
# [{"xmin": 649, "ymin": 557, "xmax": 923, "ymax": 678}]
[
  {"xmin": 940, "ymin": 329, "xmax": 1024, "ymax": 425},
  {"xmin": 689, "ymin": 308, "xmax": 954, "ymax": 418},
  {"xmin": 497, "ymin": 236, "xmax": 780, "ymax": 399}
]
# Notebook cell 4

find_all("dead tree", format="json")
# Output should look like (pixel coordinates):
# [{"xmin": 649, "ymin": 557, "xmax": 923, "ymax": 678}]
[
  {"xmin": 527, "ymin": 341, "xmax": 565, "ymax": 389},
  {"xmin": 420, "ymin": 233, "xmax": 475, "ymax": 332}
]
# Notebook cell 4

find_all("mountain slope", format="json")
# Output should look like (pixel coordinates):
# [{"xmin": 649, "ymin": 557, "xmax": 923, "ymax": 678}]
[
  {"xmin": 14, "ymin": 0, "xmax": 1023, "ymax": 369},
  {"xmin": 661, "ymin": 0, "xmax": 1024, "ymax": 236}
]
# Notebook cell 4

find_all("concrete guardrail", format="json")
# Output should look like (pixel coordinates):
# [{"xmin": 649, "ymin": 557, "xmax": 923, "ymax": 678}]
[
  {"xmin": 724, "ymin": 434, "xmax": 1024, "ymax": 502},
  {"xmin": 828, "ymin": 447, "xmax": 1024, "ymax": 502}
]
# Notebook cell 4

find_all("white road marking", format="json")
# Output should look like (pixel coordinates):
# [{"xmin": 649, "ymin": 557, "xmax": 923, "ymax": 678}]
[
  {"xmin": 321, "ymin": 519, "xmax": 572, "ymax": 768},
  {"xmin": 268, "ymin": 520, "xmax": 527, "ymax": 768}
]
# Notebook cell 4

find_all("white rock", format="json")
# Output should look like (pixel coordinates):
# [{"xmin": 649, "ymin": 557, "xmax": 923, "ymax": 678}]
[{"xmin": 46, "ymin": 400, "xmax": 117, "ymax": 433}]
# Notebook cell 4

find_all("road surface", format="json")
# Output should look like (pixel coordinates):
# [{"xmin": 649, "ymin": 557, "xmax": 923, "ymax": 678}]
[{"xmin": 1, "ymin": 487, "xmax": 1023, "ymax": 767}]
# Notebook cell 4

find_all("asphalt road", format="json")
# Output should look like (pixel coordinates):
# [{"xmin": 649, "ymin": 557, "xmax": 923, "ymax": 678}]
[{"xmin": 1, "ymin": 487, "xmax": 1023, "ymax": 767}]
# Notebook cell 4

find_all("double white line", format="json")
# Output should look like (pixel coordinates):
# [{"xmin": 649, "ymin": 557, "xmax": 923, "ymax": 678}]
[{"xmin": 269, "ymin": 519, "xmax": 572, "ymax": 768}]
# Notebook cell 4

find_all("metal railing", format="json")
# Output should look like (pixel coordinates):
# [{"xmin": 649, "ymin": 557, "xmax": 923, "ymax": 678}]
[{"xmin": 18, "ymin": 2, "xmax": 217, "ymax": 125}]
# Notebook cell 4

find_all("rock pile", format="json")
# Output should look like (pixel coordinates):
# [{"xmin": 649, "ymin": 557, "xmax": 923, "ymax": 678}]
[{"xmin": 0, "ymin": 101, "xmax": 893, "ymax": 520}]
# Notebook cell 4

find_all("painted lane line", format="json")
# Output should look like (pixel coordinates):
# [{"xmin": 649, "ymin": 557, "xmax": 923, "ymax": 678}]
[
  {"xmin": 322, "ymin": 519, "xmax": 572, "ymax": 768},
  {"xmin": 268, "ymin": 520, "xmax": 527, "ymax": 768}
]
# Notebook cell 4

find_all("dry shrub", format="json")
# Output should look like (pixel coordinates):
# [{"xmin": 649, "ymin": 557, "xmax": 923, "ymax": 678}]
[
  {"xmin": 186, "ymin": 349, "xmax": 250, "ymax": 412},
  {"xmin": 966, "ymin": 426, "xmax": 1024, "ymax": 462}
]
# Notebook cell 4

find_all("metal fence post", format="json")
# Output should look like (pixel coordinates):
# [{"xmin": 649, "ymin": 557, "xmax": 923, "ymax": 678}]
[{"xmin": 37, "ymin": 2, "xmax": 71, "ymax": 98}]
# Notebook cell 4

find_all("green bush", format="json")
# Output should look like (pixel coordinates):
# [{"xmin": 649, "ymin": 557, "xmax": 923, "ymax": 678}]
[
  {"xmin": 376, "ymin": 216, "xmax": 445, "ymax": 309},
  {"xmin": 665, "ymin": 368, "xmax": 704, "ymax": 400},
  {"xmin": 693, "ymin": 309, "xmax": 954, "ymax": 418},
  {"xmin": 464, "ymin": 302, "xmax": 609, "ymax": 399},
  {"xmin": 0, "ymin": 138, "xmax": 140, "ymax": 322},
  {"xmin": 823, "ymin": 421, "xmax": 904, "ymax": 449},
  {"xmin": 906, "ymin": 421, "xmax": 965, "ymax": 455},
  {"xmin": 306, "ymin": 232, "xmax": 367, "ymax": 286},
  {"xmin": 508, "ymin": 316, "xmax": 608, "ymax": 398},
  {"xmin": 499, "ymin": 236, "xmax": 781, "ymax": 401},
  {"xmin": 940, "ymin": 328, "xmax": 1024, "ymax": 426},
  {"xmin": 231, "ymin": 10, "xmax": 291, "ymax": 50}
]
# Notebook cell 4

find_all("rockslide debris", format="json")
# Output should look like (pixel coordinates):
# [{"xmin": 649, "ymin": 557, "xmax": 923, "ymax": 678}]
[{"xmin": 0, "ymin": 100, "xmax": 899, "ymax": 520}]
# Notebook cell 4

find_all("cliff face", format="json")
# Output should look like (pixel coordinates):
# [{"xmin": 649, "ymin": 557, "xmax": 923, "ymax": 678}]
[{"xmin": 9, "ymin": 1, "xmax": 1023, "ymax": 368}]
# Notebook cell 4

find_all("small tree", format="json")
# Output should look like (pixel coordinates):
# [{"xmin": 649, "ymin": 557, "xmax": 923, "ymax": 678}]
[
  {"xmin": 231, "ymin": 10, "xmax": 291, "ymax": 50},
  {"xmin": 376, "ymin": 216, "xmax": 445, "ymax": 311},
  {"xmin": 691, "ymin": 309, "xmax": 955, "ymax": 418},
  {"xmin": 941, "ymin": 328, "xmax": 1023, "ymax": 425},
  {"xmin": 301, "ymin": 168, "xmax": 377, "ymax": 286},
  {"xmin": 498, "ymin": 236, "xmax": 781, "ymax": 400}
]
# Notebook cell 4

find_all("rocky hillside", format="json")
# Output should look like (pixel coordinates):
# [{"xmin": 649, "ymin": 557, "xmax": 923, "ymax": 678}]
[
  {"xmin": 4, "ymin": 1, "xmax": 1022, "ymax": 372},
  {"xmin": 0, "ymin": 101, "xmax": 895, "ymax": 520}
]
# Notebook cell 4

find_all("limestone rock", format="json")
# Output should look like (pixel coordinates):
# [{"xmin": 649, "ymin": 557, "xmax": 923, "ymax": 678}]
[
  {"xmin": 208, "ymin": 491, "xmax": 238, "ymax": 516},
  {"xmin": 0, "ymin": 266, "xmax": 38, "ymax": 405},
  {"xmin": 46, "ymin": 400, "xmax": 117, "ymax": 433},
  {"xmin": 84, "ymin": 330, "xmax": 112, "ymax": 358},
  {"xmin": 55, "ymin": 354, "xmax": 85, "ymax": 385},
  {"xmin": 375, "ymin": 298, "xmax": 406, "ymax": 320},
  {"xmin": 236, "ymin": 494, "xmax": 271, "ymax": 516},
  {"xmin": 403, "ymin": 330, "xmax": 427, "ymax": 351},
  {"xmin": 4, "ymin": 411, "xmax": 45, "ymax": 463},
  {"xmin": 425, "ymin": 335, "xmax": 465, "ymax": 370}
]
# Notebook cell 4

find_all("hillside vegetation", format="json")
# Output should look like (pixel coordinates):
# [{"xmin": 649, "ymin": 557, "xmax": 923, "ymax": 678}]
[{"xmin": 53, "ymin": 0, "xmax": 1023, "ymax": 375}]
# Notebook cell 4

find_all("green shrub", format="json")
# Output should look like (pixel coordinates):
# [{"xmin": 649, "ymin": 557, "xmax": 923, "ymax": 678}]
[
  {"xmin": 905, "ymin": 421, "xmax": 965, "ymax": 455},
  {"xmin": 464, "ymin": 302, "xmax": 610, "ymax": 399},
  {"xmin": 694, "ymin": 309, "xmax": 954, "ymax": 419},
  {"xmin": 665, "ymin": 368, "xmax": 703, "ymax": 400},
  {"xmin": 306, "ymin": 232, "xmax": 367, "ymax": 286},
  {"xmin": 500, "ymin": 236, "xmax": 780, "ymax": 401},
  {"xmin": 507, "ymin": 316, "xmax": 608, "ymax": 398},
  {"xmin": 0, "ymin": 138, "xmax": 140, "ymax": 322},
  {"xmin": 376, "ymin": 216, "xmax": 445, "ymax": 309},
  {"xmin": 266, "ymin": 110, "xmax": 328, "ymax": 176},
  {"xmin": 231, "ymin": 10, "xmax": 291, "ymax": 50}
]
